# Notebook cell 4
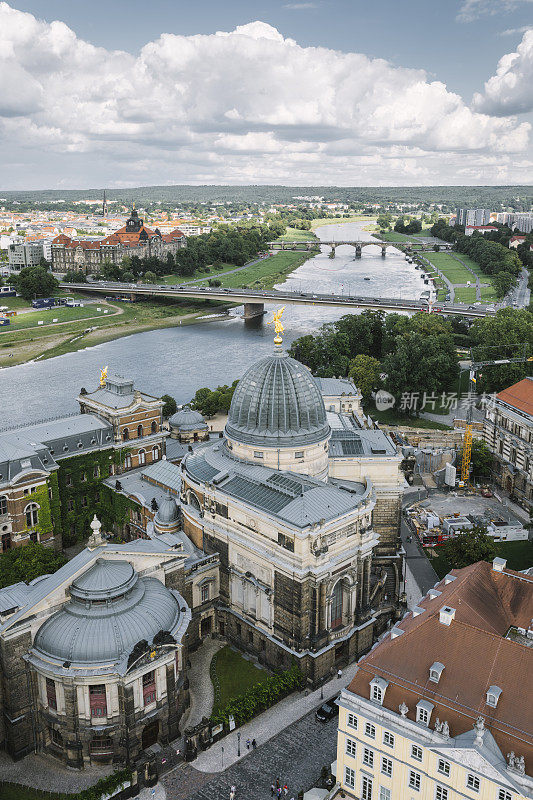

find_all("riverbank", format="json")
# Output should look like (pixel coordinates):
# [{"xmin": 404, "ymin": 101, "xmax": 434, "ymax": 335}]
[
  {"xmin": 190, "ymin": 249, "xmax": 318, "ymax": 290},
  {"xmin": 0, "ymin": 299, "xmax": 230, "ymax": 367}
]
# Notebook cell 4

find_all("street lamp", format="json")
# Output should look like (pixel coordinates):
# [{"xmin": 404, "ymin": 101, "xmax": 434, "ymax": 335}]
[
  {"xmin": 221, "ymin": 746, "xmax": 224, "ymax": 769},
  {"xmin": 320, "ymin": 684, "xmax": 324, "ymax": 700},
  {"xmin": 237, "ymin": 731, "xmax": 241, "ymax": 757}
]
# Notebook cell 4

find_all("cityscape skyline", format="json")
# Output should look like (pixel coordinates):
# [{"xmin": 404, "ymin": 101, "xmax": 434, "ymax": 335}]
[{"xmin": 0, "ymin": 1, "xmax": 532, "ymax": 189}]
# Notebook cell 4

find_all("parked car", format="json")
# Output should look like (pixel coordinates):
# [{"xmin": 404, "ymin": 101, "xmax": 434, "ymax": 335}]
[{"xmin": 315, "ymin": 696, "xmax": 340, "ymax": 722}]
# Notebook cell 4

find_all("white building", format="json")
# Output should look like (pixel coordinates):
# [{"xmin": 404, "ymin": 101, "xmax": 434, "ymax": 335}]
[{"xmin": 7, "ymin": 242, "xmax": 45, "ymax": 272}]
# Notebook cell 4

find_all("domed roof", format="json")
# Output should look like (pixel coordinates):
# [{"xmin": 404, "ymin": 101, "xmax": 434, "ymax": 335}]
[
  {"xmin": 169, "ymin": 405, "xmax": 208, "ymax": 431},
  {"xmin": 155, "ymin": 493, "xmax": 179, "ymax": 526},
  {"xmin": 225, "ymin": 349, "xmax": 330, "ymax": 448},
  {"xmin": 32, "ymin": 559, "xmax": 181, "ymax": 667}
]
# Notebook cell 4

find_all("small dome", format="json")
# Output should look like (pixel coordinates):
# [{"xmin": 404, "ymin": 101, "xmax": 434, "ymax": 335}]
[
  {"xmin": 169, "ymin": 405, "xmax": 208, "ymax": 431},
  {"xmin": 32, "ymin": 560, "xmax": 181, "ymax": 666},
  {"xmin": 155, "ymin": 493, "xmax": 179, "ymax": 525},
  {"xmin": 226, "ymin": 349, "xmax": 330, "ymax": 448}
]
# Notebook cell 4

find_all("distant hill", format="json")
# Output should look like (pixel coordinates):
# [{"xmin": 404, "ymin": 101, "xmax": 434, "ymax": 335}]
[{"xmin": 0, "ymin": 184, "xmax": 531, "ymax": 210}]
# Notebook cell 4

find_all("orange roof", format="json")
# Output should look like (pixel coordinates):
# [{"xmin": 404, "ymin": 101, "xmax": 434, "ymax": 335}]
[
  {"xmin": 347, "ymin": 561, "xmax": 533, "ymax": 774},
  {"xmin": 496, "ymin": 377, "xmax": 533, "ymax": 417}
]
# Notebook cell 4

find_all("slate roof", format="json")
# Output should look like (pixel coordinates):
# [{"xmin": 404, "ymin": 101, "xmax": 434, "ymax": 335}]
[
  {"xmin": 314, "ymin": 377, "xmax": 359, "ymax": 396},
  {"xmin": 184, "ymin": 442, "xmax": 369, "ymax": 527},
  {"xmin": 169, "ymin": 406, "xmax": 208, "ymax": 431},
  {"xmin": 346, "ymin": 561, "xmax": 533, "ymax": 775}
]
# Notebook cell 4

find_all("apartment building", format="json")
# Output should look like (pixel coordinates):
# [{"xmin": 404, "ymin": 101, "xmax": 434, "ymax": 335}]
[
  {"xmin": 455, "ymin": 208, "xmax": 491, "ymax": 227},
  {"xmin": 336, "ymin": 559, "xmax": 532, "ymax": 800},
  {"xmin": 483, "ymin": 377, "xmax": 533, "ymax": 509}
]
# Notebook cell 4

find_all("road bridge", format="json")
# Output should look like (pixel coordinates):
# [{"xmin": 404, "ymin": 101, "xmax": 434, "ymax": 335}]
[
  {"xmin": 61, "ymin": 282, "xmax": 492, "ymax": 320},
  {"xmin": 268, "ymin": 239, "xmax": 452, "ymax": 256}
]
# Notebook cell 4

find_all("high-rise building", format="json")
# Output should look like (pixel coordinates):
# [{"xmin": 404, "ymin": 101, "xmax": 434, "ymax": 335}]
[{"xmin": 455, "ymin": 208, "xmax": 491, "ymax": 227}]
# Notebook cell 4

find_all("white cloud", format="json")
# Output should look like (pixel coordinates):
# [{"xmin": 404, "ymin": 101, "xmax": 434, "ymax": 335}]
[
  {"xmin": 283, "ymin": 3, "xmax": 319, "ymax": 9},
  {"xmin": 0, "ymin": 2, "xmax": 530, "ymax": 188},
  {"xmin": 473, "ymin": 28, "xmax": 533, "ymax": 114},
  {"xmin": 500, "ymin": 25, "xmax": 532, "ymax": 34},
  {"xmin": 456, "ymin": 0, "xmax": 533, "ymax": 22}
]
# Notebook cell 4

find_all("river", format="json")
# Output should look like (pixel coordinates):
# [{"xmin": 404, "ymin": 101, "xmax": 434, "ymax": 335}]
[{"xmin": 0, "ymin": 220, "xmax": 426, "ymax": 428}]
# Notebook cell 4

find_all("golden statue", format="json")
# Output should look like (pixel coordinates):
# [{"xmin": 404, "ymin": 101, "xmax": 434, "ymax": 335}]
[
  {"xmin": 268, "ymin": 306, "xmax": 285, "ymax": 345},
  {"xmin": 100, "ymin": 365, "xmax": 108, "ymax": 387}
]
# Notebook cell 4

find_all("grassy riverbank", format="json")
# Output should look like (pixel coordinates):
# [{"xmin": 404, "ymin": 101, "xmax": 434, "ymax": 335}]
[
  {"xmin": 190, "ymin": 249, "xmax": 318, "ymax": 290},
  {"xmin": 0, "ymin": 299, "xmax": 226, "ymax": 367}
]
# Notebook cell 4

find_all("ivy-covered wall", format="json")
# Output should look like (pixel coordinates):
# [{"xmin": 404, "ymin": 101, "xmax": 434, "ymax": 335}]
[{"xmin": 56, "ymin": 450, "xmax": 130, "ymax": 546}]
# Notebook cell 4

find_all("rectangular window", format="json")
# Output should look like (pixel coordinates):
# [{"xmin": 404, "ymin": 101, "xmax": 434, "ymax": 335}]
[
  {"xmin": 253, "ymin": 451, "xmax": 263, "ymax": 459},
  {"xmin": 347, "ymin": 713, "xmax": 358, "ymax": 729},
  {"xmin": 467, "ymin": 775, "xmax": 480, "ymax": 792},
  {"xmin": 68, "ymin": 499, "xmax": 74, "ymax": 512},
  {"xmin": 383, "ymin": 731, "xmax": 394, "ymax": 748},
  {"xmin": 381, "ymin": 757, "xmax": 393, "ymax": 777},
  {"xmin": 372, "ymin": 685, "xmax": 383, "ymax": 703},
  {"xmin": 81, "ymin": 472, "xmax": 87, "ymax": 482},
  {"xmin": 417, "ymin": 707, "xmax": 429, "ymax": 725},
  {"xmin": 409, "ymin": 771, "xmax": 421, "ymax": 791},
  {"xmin": 46, "ymin": 678, "xmax": 57, "ymax": 710},
  {"xmin": 363, "ymin": 747, "xmax": 374, "ymax": 767},
  {"xmin": 142, "ymin": 671, "xmax": 156, "ymax": 706},
  {"xmin": 346, "ymin": 738, "xmax": 356, "ymax": 757},
  {"xmin": 438, "ymin": 759, "xmax": 450, "ymax": 777},
  {"xmin": 436, "ymin": 787, "xmax": 448, "ymax": 800},
  {"xmin": 89, "ymin": 685, "xmax": 107, "ymax": 717},
  {"xmin": 411, "ymin": 745, "xmax": 423, "ymax": 762},
  {"xmin": 498, "ymin": 791, "xmax": 512, "ymax": 800},
  {"xmin": 295, "ymin": 451, "xmax": 304, "ymax": 458},
  {"xmin": 94, "ymin": 465, "xmax": 100, "ymax": 478},
  {"xmin": 201, "ymin": 585, "xmax": 209, "ymax": 603},
  {"xmin": 379, "ymin": 788, "xmax": 391, "ymax": 800},
  {"xmin": 66, "ymin": 475, "xmax": 72, "ymax": 486},
  {"xmin": 365, "ymin": 722, "xmax": 376, "ymax": 739},
  {"xmin": 344, "ymin": 767, "xmax": 355, "ymax": 790},
  {"xmin": 277, "ymin": 531, "xmax": 295, "ymax": 552},
  {"xmin": 362, "ymin": 776, "xmax": 373, "ymax": 800}
]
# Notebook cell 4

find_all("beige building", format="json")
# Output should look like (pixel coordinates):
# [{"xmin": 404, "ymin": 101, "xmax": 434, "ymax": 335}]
[
  {"xmin": 336, "ymin": 559, "xmax": 533, "ymax": 800},
  {"xmin": 483, "ymin": 377, "xmax": 533, "ymax": 509}
]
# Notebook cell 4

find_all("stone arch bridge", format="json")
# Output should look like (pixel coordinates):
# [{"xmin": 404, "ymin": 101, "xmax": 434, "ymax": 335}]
[{"xmin": 267, "ymin": 240, "xmax": 415, "ymax": 258}]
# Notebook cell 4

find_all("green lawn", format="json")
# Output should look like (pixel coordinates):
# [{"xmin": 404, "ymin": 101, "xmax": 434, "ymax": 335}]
[
  {"xmin": 276, "ymin": 227, "xmax": 316, "ymax": 242},
  {"xmin": 0, "ymin": 291, "xmax": 89, "ymax": 311},
  {"xmin": 310, "ymin": 215, "xmax": 372, "ymax": 230},
  {"xmin": 479, "ymin": 285, "xmax": 498, "ymax": 301},
  {"xmin": 0, "ymin": 784, "xmax": 56, "ymax": 800},
  {"xmin": 212, "ymin": 646, "xmax": 270, "ymax": 713},
  {"xmin": 424, "ymin": 253, "xmax": 474, "ymax": 284},
  {"xmin": 429, "ymin": 540, "xmax": 533, "ymax": 580},
  {"xmin": 191, "ymin": 250, "xmax": 316, "ymax": 290},
  {"xmin": 4, "ymin": 304, "xmax": 113, "ymax": 331},
  {"xmin": 453, "ymin": 287, "xmax": 477, "ymax": 303}
]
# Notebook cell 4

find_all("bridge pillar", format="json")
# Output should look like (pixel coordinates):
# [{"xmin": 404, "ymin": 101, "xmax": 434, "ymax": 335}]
[
  {"xmin": 381, "ymin": 246, "xmax": 386, "ymax": 257},
  {"xmin": 243, "ymin": 302, "xmax": 265, "ymax": 320},
  {"xmin": 355, "ymin": 245, "xmax": 362, "ymax": 259},
  {"xmin": 329, "ymin": 246, "xmax": 336, "ymax": 259}
]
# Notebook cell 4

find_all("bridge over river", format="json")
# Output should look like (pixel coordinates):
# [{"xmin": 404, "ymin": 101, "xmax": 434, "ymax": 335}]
[
  {"xmin": 267, "ymin": 239, "xmax": 452, "ymax": 256},
  {"xmin": 62, "ymin": 281, "xmax": 492, "ymax": 320}
]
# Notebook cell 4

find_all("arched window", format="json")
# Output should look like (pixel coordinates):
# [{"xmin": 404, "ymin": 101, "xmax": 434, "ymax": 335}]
[
  {"xmin": 25, "ymin": 503, "xmax": 39, "ymax": 527},
  {"xmin": 137, "ymin": 424, "xmax": 143, "ymax": 438},
  {"xmin": 151, "ymin": 421, "xmax": 158, "ymax": 434},
  {"xmin": 152, "ymin": 446, "xmax": 160, "ymax": 461},
  {"xmin": 0, "ymin": 495, "xmax": 7, "ymax": 515},
  {"xmin": 122, "ymin": 428, "xmax": 129, "ymax": 441},
  {"xmin": 331, "ymin": 580, "xmax": 344, "ymax": 629},
  {"xmin": 188, "ymin": 491, "xmax": 201, "ymax": 513},
  {"xmin": 138, "ymin": 449, "xmax": 146, "ymax": 466}
]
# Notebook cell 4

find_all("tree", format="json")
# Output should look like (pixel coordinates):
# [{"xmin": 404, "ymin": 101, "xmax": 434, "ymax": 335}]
[
  {"xmin": 144, "ymin": 271, "xmax": 158, "ymax": 283},
  {"xmin": 457, "ymin": 439, "xmax": 494, "ymax": 477},
  {"xmin": 348, "ymin": 354, "xmax": 381, "ymax": 400},
  {"xmin": 0, "ymin": 542, "xmax": 67, "ymax": 590},
  {"xmin": 14, "ymin": 266, "xmax": 59, "ymax": 302},
  {"xmin": 469, "ymin": 308, "xmax": 533, "ymax": 392},
  {"xmin": 63, "ymin": 270, "xmax": 87, "ymax": 283},
  {"xmin": 440, "ymin": 524, "xmax": 498, "ymax": 569},
  {"xmin": 383, "ymin": 332, "xmax": 459, "ymax": 409},
  {"xmin": 161, "ymin": 394, "xmax": 177, "ymax": 418}
]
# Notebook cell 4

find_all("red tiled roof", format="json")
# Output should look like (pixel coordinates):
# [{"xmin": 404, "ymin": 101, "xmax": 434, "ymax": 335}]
[
  {"xmin": 497, "ymin": 377, "xmax": 533, "ymax": 417},
  {"xmin": 347, "ymin": 562, "xmax": 533, "ymax": 773}
]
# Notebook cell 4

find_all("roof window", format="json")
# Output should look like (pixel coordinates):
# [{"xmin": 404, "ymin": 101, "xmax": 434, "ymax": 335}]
[
  {"xmin": 370, "ymin": 676, "xmax": 389, "ymax": 705},
  {"xmin": 390, "ymin": 626, "xmax": 404, "ymax": 640},
  {"xmin": 492, "ymin": 557, "xmax": 506, "ymax": 572},
  {"xmin": 416, "ymin": 700, "xmax": 434, "ymax": 726},
  {"xmin": 429, "ymin": 662, "xmax": 445, "ymax": 683},
  {"xmin": 486, "ymin": 686, "xmax": 502, "ymax": 708}
]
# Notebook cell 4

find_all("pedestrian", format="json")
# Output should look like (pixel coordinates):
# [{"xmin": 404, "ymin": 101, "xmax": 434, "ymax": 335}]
[
  {"xmin": 276, "ymin": 779, "xmax": 280, "ymax": 790},
  {"xmin": 277, "ymin": 788, "xmax": 282, "ymax": 798},
  {"xmin": 246, "ymin": 738, "xmax": 251, "ymax": 749},
  {"xmin": 271, "ymin": 784, "xmax": 275, "ymax": 797},
  {"xmin": 252, "ymin": 738, "xmax": 257, "ymax": 749},
  {"xmin": 337, "ymin": 668, "xmax": 343, "ymax": 678},
  {"xmin": 283, "ymin": 785, "xmax": 288, "ymax": 796}
]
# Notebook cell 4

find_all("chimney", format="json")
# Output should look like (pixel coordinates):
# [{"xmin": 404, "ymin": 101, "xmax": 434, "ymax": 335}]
[
  {"xmin": 439, "ymin": 606, "xmax": 456, "ymax": 626},
  {"xmin": 492, "ymin": 557, "xmax": 507, "ymax": 572}
]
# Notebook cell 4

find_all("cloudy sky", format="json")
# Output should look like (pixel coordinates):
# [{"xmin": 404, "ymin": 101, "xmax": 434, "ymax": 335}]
[{"xmin": 1, "ymin": 0, "xmax": 532, "ymax": 189}]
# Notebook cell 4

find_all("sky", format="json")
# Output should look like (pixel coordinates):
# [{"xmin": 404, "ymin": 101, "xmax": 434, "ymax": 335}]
[{"xmin": 1, "ymin": 0, "xmax": 532, "ymax": 189}]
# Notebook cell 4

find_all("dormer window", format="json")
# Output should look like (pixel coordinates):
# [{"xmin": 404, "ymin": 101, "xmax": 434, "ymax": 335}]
[
  {"xmin": 416, "ymin": 700, "xmax": 434, "ymax": 726},
  {"xmin": 486, "ymin": 685, "xmax": 502, "ymax": 708},
  {"xmin": 429, "ymin": 662, "xmax": 445, "ymax": 683},
  {"xmin": 370, "ymin": 676, "xmax": 389, "ymax": 705}
]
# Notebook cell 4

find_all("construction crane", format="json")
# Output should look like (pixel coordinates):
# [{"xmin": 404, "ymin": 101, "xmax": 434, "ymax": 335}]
[{"xmin": 460, "ymin": 345, "xmax": 533, "ymax": 484}]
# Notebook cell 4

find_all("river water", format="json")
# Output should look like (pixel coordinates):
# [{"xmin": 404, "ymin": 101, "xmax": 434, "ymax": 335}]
[{"xmin": 0, "ymin": 221, "xmax": 426, "ymax": 428}]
